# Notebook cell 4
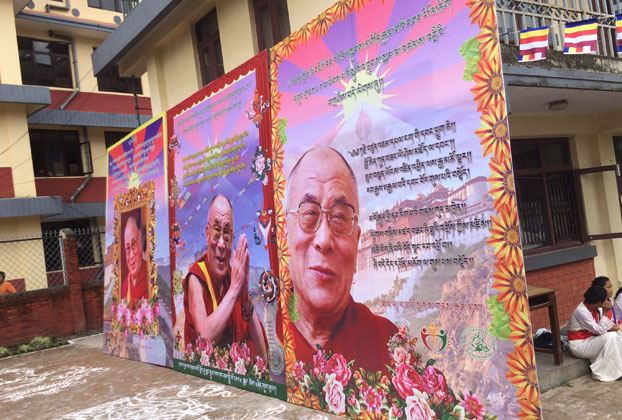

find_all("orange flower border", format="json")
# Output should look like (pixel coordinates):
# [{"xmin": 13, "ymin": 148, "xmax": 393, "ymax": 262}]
[
  {"xmin": 269, "ymin": 0, "xmax": 541, "ymax": 418},
  {"xmin": 469, "ymin": 0, "xmax": 541, "ymax": 417}
]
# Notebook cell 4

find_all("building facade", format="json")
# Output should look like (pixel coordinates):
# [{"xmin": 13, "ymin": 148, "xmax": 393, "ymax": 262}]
[
  {"xmin": 0, "ymin": 0, "xmax": 151, "ymax": 291},
  {"xmin": 92, "ymin": 0, "xmax": 622, "ymax": 328}
]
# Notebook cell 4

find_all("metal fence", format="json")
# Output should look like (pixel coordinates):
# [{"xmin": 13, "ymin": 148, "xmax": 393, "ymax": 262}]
[
  {"xmin": 0, "ymin": 227, "xmax": 105, "ymax": 294},
  {"xmin": 496, "ymin": 0, "xmax": 622, "ymax": 58}
]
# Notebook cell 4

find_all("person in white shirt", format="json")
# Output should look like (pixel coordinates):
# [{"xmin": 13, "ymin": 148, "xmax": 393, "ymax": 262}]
[{"xmin": 567, "ymin": 285, "xmax": 622, "ymax": 381}]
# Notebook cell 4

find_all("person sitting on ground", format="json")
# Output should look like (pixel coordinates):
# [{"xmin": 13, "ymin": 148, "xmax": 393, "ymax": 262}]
[
  {"xmin": 567, "ymin": 285, "xmax": 622, "ymax": 381},
  {"xmin": 0, "ymin": 271, "xmax": 16, "ymax": 295},
  {"xmin": 591, "ymin": 276, "xmax": 619, "ymax": 324}
]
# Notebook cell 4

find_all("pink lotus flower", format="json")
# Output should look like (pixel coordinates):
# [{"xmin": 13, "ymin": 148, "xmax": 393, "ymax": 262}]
[
  {"xmin": 325, "ymin": 353, "xmax": 351, "ymax": 386},
  {"xmin": 312, "ymin": 349, "xmax": 327, "ymax": 376},
  {"xmin": 392, "ymin": 363, "xmax": 426, "ymax": 400},
  {"xmin": 322, "ymin": 374, "xmax": 345, "ymax": 415},
  {"xmin": 293, "ymin": 361, "xmax": 305, "ymax": 382},
  {"xmin": 461, "ymin": 390, "xmax": 486, "ymax": 420},
  {"xmin": 111, "ymin": 302, "xmax": 116, "ymax": 316},
  {"xmin": 153, "ymin": 302, "xmax": 160, "ymax": 316},
  {"xmin": 405, "ymin": 389, "xmax": 434, "ymax": 420}
]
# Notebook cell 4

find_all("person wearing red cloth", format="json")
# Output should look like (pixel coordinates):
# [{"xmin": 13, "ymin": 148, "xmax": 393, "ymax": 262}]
[
  {"xmin": 567, "ymin": 285, "xmax": 622, "ymax": 381},
  {"xmin": 285, "ymin": 147, "xmax": 398, "ymax": 375},
  {"xmin": 121, "ymin": 215, "xmax": 149, "ymax": 307},
  {"xmin": 183, "ymin": 194, "xmax": 267, "ymax": 361}
]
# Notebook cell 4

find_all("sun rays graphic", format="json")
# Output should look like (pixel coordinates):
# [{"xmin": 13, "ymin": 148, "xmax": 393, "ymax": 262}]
[{"xmin": 336, "ymin": 60, "xmax": 394, "ymax": 124}]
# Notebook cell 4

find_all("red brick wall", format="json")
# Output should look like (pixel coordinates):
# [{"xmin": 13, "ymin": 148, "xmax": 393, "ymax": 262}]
[
  {"xmin": 0, "ymin": 232, "xmax": 103, "ymax": 347},
  {"xmin": 82, "ymin": 281, "xmax": 104, "ymax": 331},
  {"xmin": 0, "ymin": 281, "xmax": 103, "ymax": 347},
  {"xmin": 0, "ymin": 167, "xmax": 15, "ymax": 198},
  {"xmin": 526, "ymin": 258, "xmax": 595, "ymax": 330}
]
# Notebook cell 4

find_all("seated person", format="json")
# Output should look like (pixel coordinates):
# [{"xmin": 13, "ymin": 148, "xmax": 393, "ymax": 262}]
[
  {"xmin": 567, "ymin": 285, "xmax": 622, "ymax": 381},
  {"xmin": 591, "ymin": 276, "xmax": 618, "ymax": 324}
]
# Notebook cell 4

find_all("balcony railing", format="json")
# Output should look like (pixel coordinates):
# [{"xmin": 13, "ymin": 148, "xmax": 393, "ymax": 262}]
[
  {"xmin": 496, "ymin": 0, "xmax": 622, "ymax": 58},
  {"xmin": 122, "ymin": 0, "xmax": 141, "ymax": 17}
]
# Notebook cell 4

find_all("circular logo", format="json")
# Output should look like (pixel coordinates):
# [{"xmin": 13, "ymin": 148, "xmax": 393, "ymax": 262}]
[
  {"xmin": 460, "ymin": 327, "xmax": 496, "ymax": 360},
  {"xmin": 269, "ymin": 346, "xmax": 285, "ymax": 375}
]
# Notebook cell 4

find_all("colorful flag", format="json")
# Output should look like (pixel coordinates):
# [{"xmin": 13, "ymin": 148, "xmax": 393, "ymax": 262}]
[
  {"xmin": 616, "ymin": 14, "xmax": 622, "ymax": 55},
  {"xmin": 518, "ymin": 26, "xmax": 549, "ymax": 62},
  {"xmin": 564, "ymin": 18, "xmax": 598, "ymax": 54}
]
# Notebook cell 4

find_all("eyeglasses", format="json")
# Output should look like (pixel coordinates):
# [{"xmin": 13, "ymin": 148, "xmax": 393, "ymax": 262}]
[
  {"xmin": 208, "ymin": 223, "xmax": 233, "ymax": 244},
  {"xmin": 287, "ymin": 202, "xmax": 357, "ymax": 236}
]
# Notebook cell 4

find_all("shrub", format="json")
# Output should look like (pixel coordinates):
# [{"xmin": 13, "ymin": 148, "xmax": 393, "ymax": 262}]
[
  {"xmin": 29, "ymin": 336, "xmax": 53, "ymax": 351},
  {"xmin": 0, "ymin": 347, "xmax": 10, "ymax": 358},
  {"xmin": 17, "ymin": 344, "xmax": 30, "ymax": 354}
]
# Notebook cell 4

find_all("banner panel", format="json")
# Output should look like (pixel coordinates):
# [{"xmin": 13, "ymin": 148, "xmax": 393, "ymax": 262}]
[
  {"xmin": 103, "ymin": 114, "xmax": 173, "ymax": 366},
  {"xmin": 168, "ymin": 52, "xmax": 286, "ymax": 397},
  {"xmin": 270, "ymin": 0, "xmax": 539, "ymax": 419}
]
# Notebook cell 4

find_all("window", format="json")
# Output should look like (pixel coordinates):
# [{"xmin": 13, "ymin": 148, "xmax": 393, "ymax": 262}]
[
  {"xmin": 512, "ymin": 138, "xmax": 581, "ymax": 251},
  {"xmin": 30, "ymin": 130, "xmax": 83, "ymax": 177},
  {"xmin": 196, "ymin": 9, "xmax": 225, "ymax": 86},
  {"xmin": 42, "ymin": 220, "xmax": 101, "ymax": 271},
  {"xmin": 253, "ymin": 0, "xmax": 291, "ymax": 50},
  {"xmin": 18, "ymin": 37, "xmax": 72, "ymax": 88},
  {"xmin": 94, "ymin": 48, "xmax": 142, "ymax": 94},
  {"xmin": 105, "ymin": 131, "xmax": 130, "ymax": 149},
  {"xmin": 87, "ymin": 0, "xmax": 122, "ymax": 12}
]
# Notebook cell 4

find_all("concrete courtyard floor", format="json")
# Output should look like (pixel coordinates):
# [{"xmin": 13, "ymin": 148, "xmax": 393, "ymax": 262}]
[{"xmin": 0, "ymin": 333, "xmax": 617, "ymax": 419}]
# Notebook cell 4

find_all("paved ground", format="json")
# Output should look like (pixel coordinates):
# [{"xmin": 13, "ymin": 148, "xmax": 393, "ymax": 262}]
[{"xmin": 0, "ymin": 333, "xmax": 617, "ymax": 419}]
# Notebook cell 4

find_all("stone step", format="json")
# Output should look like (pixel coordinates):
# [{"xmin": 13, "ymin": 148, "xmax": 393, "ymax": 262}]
[{"xmin": 535, "ymin": 350, "xmax": 590, "ymax": 393}]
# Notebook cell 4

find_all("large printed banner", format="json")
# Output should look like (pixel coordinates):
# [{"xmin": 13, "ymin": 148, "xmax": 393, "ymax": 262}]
[
  {"xmin": 270, "ymin": 0, "xmax": 539, "ymax": 419},
  {"xmin": 168, "ymin": 52, "xmax": 287, "ymax": 398},
  {"xmin": 103, "ymin": 114, "xmax": 173, "ymax": 366}
]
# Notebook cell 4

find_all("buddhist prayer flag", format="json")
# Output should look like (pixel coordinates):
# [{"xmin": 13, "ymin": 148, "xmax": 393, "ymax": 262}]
[
  {"xmin": 564, "ymin": 18, "xmax": 598, "ymax": 54},
  {"xmin": 518, "ymin": 26, "xmax": 549, "ymax": 62},
  {"xmin": 616, "ymin": 14, "xmax": 622, "ymax": 55}
]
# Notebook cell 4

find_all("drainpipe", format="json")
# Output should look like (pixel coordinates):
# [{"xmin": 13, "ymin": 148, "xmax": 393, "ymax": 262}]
[
  {"xmin": 70, "ymin": 127, "xmax": 93, "ymax": 203},
  {"xmin": 49, "ymin": 30, "xmax": 80, "ymax": 109}
]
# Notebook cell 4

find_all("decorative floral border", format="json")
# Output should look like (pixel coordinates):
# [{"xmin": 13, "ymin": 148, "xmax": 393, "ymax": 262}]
[
  {"xmin": 181, "ymin": 336, "xmax": 270, "ymax": 380},
  {"xmin": 269, "ymin": 0, "xmax": 540, "ymax": 418},
  {"xmin": 111, "ymin": 180, "xmax": 160, "ymax": 338}
]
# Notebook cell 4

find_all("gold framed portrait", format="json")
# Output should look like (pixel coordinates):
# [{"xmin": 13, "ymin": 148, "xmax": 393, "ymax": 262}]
[{"xmin": 111, "ymin": 180, "xmax": 159, "ymax": 337}]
